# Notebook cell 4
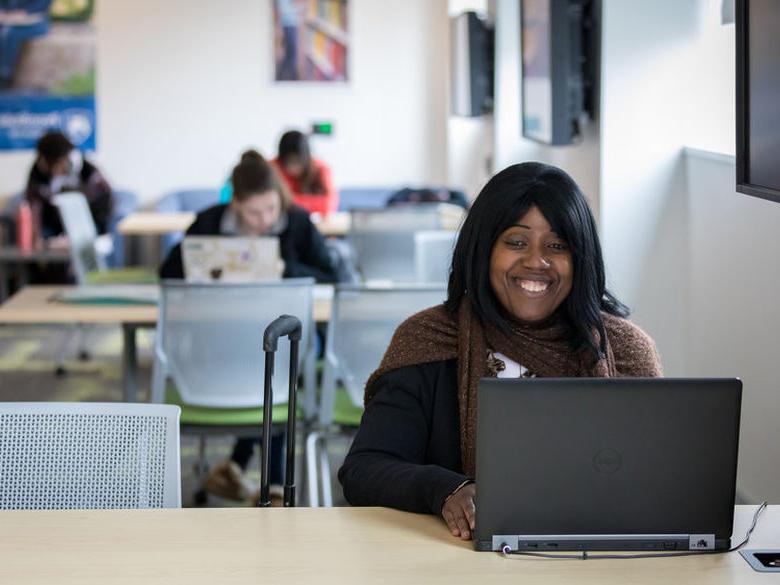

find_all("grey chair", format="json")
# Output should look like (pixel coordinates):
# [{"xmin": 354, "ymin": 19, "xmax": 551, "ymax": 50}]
[
  {"xmin": 306, "ymin": 283, "xmax": 447, "ymax": 506},
  {"xmin": 150, "ymin": 279, "xmax": 316, "ymax": 503},
  {"xmin": 414, "ymin": 230, "xmax": 458, "ymax": 284},
  {"xmin": 0, "ymin": 402, "xmax": 181, "ymax": 509},
  {"xmin": 155, "ymin": 188, "xmax": 220, "ymax": 255},
  {"xmin": 349, "ymin": 204, "xmax": 464, "ymax": 282}
]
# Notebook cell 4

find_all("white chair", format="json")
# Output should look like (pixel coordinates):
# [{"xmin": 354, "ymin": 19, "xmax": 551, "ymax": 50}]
[
  {"xmin": 52, "ymin": 191, "xmax": 107, "ymax": 283},
  {"xmin": 306, "ymin": 284, "xmax": 447, "ymax": 506},
  {"xmin": 0, "ymin": 402, "xmax": 181, "ymax": 509},
  {"xmin": 52, "ymin": 193, "xmax": 156, "ymax": 375},
  {"xmin": 414, "ymin": 230, "xmax": 458, "ymax": 284},
  {"xmin": 349, "ymin": 204, "xmax": 463, "ymax": 282},
  {"xmin": 151, "ymin": 279, "xmax": 316, "ymax": 502}
]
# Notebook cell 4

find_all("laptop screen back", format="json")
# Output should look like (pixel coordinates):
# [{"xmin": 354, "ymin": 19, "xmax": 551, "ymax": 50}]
[
  {"xmin": 474, "ymin": 378, "xmax": 741, "ymax": 550},
  {"xmin": 182, "ymin": 236, "xmax": 283, "ymax": 283}
]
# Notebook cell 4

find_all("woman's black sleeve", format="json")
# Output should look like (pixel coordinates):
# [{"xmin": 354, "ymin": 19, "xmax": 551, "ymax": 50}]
[{"xmin": 338, "ymin": 366, "xmax": 467, "ymax": 515}]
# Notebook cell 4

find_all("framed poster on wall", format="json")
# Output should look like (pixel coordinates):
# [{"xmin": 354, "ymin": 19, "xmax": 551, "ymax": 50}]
[{"xmin": 273, "ymin": 0, "xmax": 349, "ymax": 82}]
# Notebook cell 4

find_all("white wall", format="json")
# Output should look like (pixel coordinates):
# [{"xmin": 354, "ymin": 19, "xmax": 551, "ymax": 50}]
[
  {"xmin": 493, "ymin": 0, "xmax": 601, "ymax": 215},
  {"xmin": 0, "ymin": 0, "xmax": 449, "ymax": 203},
  {"xmin": 600, "ymin": 0, "xmax": 780, "ymax": 500},
  {"xmin": 686, "ymin": 149, "xmax": 780, "ymax": 503},
  {"xmin": 599, "ymin": 0, "xmax": 706, "ymax": 376}
]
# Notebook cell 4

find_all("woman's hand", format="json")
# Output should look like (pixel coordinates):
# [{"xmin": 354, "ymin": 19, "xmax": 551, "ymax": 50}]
[{"xmin": 441, "ymin": 482, "xmax": 476, "ymax": 540}]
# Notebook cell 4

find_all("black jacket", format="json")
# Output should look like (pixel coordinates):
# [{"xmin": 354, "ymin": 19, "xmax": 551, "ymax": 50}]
[
  {"xmin": 26, "ymin": 159, "xmax": 113, "ymax": 236},
  {"xmin": 159, "ymin": 203, "xmax": 338, "ymax": 283},
  {"xmin": 338, "ymin": 359, "xmax": 468, "ymax": 516}
]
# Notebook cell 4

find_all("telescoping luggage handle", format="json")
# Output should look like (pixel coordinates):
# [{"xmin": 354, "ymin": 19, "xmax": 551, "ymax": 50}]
[{"xmin": 260, "ymin": 315, "xmax": 302, "ymax": 508}]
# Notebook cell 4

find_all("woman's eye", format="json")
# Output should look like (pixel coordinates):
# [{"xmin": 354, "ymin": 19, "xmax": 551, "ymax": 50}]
[
  {"xmin": 506, "ymin": 239, "xmax": 526, "ymax": 249},
  {"xmin": 549, "ymin": 242, "xmax": 568, "ymax": 251}
]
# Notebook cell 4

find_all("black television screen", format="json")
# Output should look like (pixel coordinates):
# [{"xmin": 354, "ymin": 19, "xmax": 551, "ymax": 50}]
[
  {"xmin": 520, "ymin": 0, "xmax": 587, "ymax": 146},
  {"xmin": 736, "ymin": 0, "xmax": 780, "ymax": 202}
]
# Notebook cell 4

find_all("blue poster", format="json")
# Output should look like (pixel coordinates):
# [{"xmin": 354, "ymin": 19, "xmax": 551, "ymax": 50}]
[{"xmin": 0, "ymin": 0, "xmax": 96, "ymax": 150}]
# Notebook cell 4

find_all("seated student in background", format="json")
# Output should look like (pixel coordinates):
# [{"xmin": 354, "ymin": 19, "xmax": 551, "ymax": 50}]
[
  {"xmin": 338, "ymin": 162, "xmax": 662, "ymax": 539},
  {"xmin": 159, "ymin": 151, "xmax": 338, "ymax": 503},
  {"xmin": 160, "ymin": 150, "xmax": 336, "ymax": 500},
  {"xmin": 159, "ymin": 149, "xmax": 338, "ymax": 282},
  {"xmin": 25, "ymin": 130, "xmax": 113, "ymax": 239},
  {"xmin": 271, "ymin": 130, "xmax": 338, "ymax": 216}
]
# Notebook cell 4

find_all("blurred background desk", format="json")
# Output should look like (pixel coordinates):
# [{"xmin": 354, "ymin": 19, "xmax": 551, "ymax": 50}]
[
  {"xmin": 118, "ymin": 211, "xmax": 196, "ymax": 236},
  {"xmin": 119, "ymin": 210, "xmax": 352, "ymax": 238},
  {"xmin": 0, "ymin": 285, "xmax": 333, "ymax": 402}
]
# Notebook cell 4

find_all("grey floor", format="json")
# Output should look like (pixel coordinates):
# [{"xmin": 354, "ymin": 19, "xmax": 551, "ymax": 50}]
[{"xmin": 0, "ymin": 323, "xmax": 351, "ymax": 507}]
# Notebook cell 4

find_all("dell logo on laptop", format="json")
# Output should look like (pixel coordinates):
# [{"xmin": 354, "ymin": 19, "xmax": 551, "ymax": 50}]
[{"xmin": 593, "ymin": 448, "xmax": 622, "ymax": 474}]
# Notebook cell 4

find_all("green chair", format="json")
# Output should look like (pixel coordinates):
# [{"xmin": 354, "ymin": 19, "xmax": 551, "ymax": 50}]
[
  {"xmin": 305, "ymin": 283, "xmax": 447, "ymax": 506},
  {"xmin": 151, "ymin": 279, "xmax": 315, "ymax": 504}
]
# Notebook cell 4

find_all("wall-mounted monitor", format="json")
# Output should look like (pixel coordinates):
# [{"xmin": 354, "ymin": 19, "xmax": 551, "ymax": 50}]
[
  {"xmin": 736, "ymin": 0, "xmax": 780, "ymax": 203},
  {"xmin": 451, "ymin": 11, "xmax": 494, "ymax": 117},
  {"xmin": 520, "ymin": 0, "xmax": 590, "ymax": 146}
]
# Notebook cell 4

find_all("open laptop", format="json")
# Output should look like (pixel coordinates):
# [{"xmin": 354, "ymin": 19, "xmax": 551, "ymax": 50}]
[
  {"xmin": 474, "ymin": 378, "xmax": 742, "ymax": 552},
  {"xmin": 182, "ymin": 236, "xmax": 283, "ymax": 283}
]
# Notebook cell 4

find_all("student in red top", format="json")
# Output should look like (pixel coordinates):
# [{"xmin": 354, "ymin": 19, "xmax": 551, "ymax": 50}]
[{"xmin": 271, "ymin": 130, "xmax": 338, "ymax": 216}]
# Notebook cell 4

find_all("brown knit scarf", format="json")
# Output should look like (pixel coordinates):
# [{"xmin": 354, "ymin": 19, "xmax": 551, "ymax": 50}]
[{"xmin": 365, "ymin": 298, "xmax": 661, "ymax": 477}]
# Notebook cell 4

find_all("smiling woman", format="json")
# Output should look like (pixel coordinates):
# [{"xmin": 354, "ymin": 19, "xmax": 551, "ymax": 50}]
[{"xmin": 338, "ymin": 162, "xmax": 663, "ymax": 541}]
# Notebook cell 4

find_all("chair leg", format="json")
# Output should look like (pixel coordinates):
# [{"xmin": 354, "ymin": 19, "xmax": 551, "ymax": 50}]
[
  {"xmin": 318, "ymin": 436, "xmax": 333, "ymax": 507},
  {"xmin": 54, "ymin": 324, "xmax": 77, "ymax": 376},
  {"xmin": 195, "ymin": 435, "xmax": 209, "ymax": 478},
  {"xmin": 193, "ymin": 435, "xmax": 210, "ymax": 506},
  {"xmin": 306, "ymin": 431, "xmax": 321, "ymax": 507},
  {"xmin": 77, "ymin": 323, "xmax": 92, "ymax": 361}
]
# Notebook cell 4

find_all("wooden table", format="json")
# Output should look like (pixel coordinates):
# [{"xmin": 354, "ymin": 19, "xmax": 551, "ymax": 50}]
[
  {"xmin": 0, "ymin": 506, "xmax": 774, "ymax": 584},
  {"xmin": 0, "ymin": 285, "xmax": 333, "ymax": 403},
  {"xmin": 118, "ymin": 211, "xmax": 352, "ymax": 238},
  {"xmin": 117, "ymin": 212, "xmax": 195, "ymax": 236},
  {"xmin": 312, "ymin": 211, "xmax": 350, "ymax": 237}
]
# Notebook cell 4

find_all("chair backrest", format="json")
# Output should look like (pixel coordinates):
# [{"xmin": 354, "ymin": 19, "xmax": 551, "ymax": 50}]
[
  {"xmin": 53, "ymin": 191, "xmax": 106, "ymax": 282},
  {"xmin": 155, "ymin": 189, "xmax": 220, "ymax": 213},
  {"xmin": 0, "ymin": 402, "xmax": 181, "ymax": 510},
  {"xmin": 348, "ymin": 206, "xmax": 451, "ymax": 282},
  {"xmin": 106, "ymin": 189, "xmax": 139, "ymax": 268},
  {"xmin": 153, "ymin": 279, "xmax": 314, "ymax": 408},
  {"xmin": 320, "ymin": 284, "xmax": 447, "ymax": 423},
  {"xmin": 338, "ymin": 187, "xmax": 396, "ymax": 211},
  {"xmin": 155, "ymin": 189, "xmax": 220, "ymax": 254},
  {"xmin": 414, "ymin": 230, "xmax": 458, "ymax": 284}
]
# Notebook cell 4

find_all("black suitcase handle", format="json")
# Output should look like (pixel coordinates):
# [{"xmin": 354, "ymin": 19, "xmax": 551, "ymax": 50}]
[{"xmin": 259, "ymin": 314, "xmax": 302, "ymax": 508}]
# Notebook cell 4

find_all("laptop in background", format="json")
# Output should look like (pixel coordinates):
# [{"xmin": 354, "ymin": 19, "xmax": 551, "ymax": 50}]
[
  {"xmin": 182, "ymin": 236, "xmax": 283, "ymax": 283},
  {"xmin": 475, "ymin": 378, "xmax": 741, "ymax": 552}
]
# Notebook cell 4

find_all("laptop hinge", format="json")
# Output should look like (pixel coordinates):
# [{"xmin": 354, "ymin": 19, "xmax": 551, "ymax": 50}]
[{"xmin": 492, "ymin": 534, "xmax": 712, "ymax": 552}]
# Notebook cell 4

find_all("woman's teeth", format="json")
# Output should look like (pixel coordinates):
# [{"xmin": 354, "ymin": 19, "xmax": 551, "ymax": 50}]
[{"xmin": 518, "ymin": 280, "xmax": 549, "ymax": 293}]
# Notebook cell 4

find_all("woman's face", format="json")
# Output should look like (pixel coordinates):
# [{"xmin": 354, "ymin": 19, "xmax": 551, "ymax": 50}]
[
  {"xmin": 231, "ymin": 190, "xmax": 281, "ymax": 235},
  {"xmin": 489, "ymin": 205, "xmax": 573, "ymax": 324},
  {"xmin": 282, "ymin": 155, "xmax": 304, "ymax": 178}
]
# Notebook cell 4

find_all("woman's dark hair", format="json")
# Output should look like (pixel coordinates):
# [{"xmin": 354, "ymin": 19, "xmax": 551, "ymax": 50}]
[
  {"xmin": 445, "ymin": 162, "xmax": 628, "ymax": 360},
  {"xmin": 231, "ymin": 149, "xmax": 291, "ymax": 209},
  {"xmin": 277, "ymin": 130, "xmax": 324, "ymax": 193},
  {"xmin": 36, "ymin": 131, "xmax": 73, "ymax": 166}
]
